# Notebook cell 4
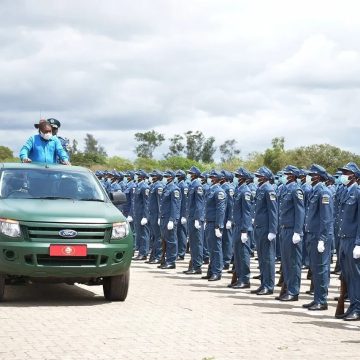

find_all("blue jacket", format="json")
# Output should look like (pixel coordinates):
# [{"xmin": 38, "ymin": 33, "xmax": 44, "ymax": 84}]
[
  {"xmin": 233, "ymin": 183, "xmax": 252, "ymax": 231},
  {"xmin": 254, "ymin": 182, "xmax": 278, "ymax": 234},
  {"xmin": 187, "ymin": 178, "xmax": 204, "ymax": 221},
  {"xmin": 279, "ymin": 181, "xmax": 305, "ymax": 234},
  {"xmin": 177, "ymin": 180, "xmax": 189, "ymax": 218},
  {"xmin": 301, "ymin": 182, "xmax": 312, "ymax": 209},
  {"xmin": 159, "ymin": 181, "xmax": 181, "ymax": 222},
  {"xmin": 132, "ymin": 180, "xmax": 149, "ymax": 220},
  {"xmin": 123, "ymin": 180, "xmax": 137, "ymax": 217},
  {"xmin": 221, "ymin": 182, "xmax": 234, "ymax": 223},
  {"xmin": 20, "ymin": 134, "xmax": 69, "ymax": 163},
  {"xmin": 304, "ymin": 182, "xmax": 333, "ymax": 243},
  {"xmin": 148, "ymin": 180, "xmax": 164, "ymax": 223},
  {"xmin": 204, "ymin": 184, "xmax": 226, "ymax": 228},
  {"xmin": 337, "ymin": 184, "xmax": 360, "ymax": 245}
]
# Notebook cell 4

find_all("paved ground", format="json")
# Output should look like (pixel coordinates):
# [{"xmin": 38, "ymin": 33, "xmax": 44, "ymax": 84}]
[{"xmin": 0, "ymin": 256, "xmax": 359, "ymax": 360}]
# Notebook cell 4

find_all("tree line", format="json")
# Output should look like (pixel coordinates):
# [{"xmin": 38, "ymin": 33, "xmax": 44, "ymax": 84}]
[{"xmin": 2, "ymin": 132, "xmax": 359, "ymax": 174}]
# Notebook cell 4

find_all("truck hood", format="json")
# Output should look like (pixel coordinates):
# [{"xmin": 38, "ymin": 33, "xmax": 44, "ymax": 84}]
[{"xmin": 1, "ymin": 199, "xmax": 125, "ymax": 224}]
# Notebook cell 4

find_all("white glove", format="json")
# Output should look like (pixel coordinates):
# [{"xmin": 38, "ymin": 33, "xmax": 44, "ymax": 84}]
[
  {"xmin": 167, "ymin": 221, "xmax": 174, "ymax": 230},
  {"xmin": 292, "ymin": 233, "xmax": 301, "ymax": 244},
  {"xmin": 353, "ymin": 245, "xmax": 360, "ymax": 259},
  {"xmin": 241, "ymin": 232, "xmax": 248, "ymax": 243},
  {"xmin": 22, "ymin": 158, "xmax": 32, "ymax": 163},
  {"xmin": 226, "ymin": 220, "xmax": 232, "ymax": 230},
  {"xmin": 127, "ymin": 216, "xmax": 133, "ymax": 223},
  {"xmin": 140, "ymin": 218, "xmax": 148, "ymax": 226},
  {"xmin": 204, "ymin": 222, "xmax": 207, "ymax": 230},
  {"xmin": 317, "ymin": 240, "xmax": 325, "ymax": 253},
  {"xmin": 61, "ymin": 160, "xmax": 71, "ymax": 165},
  {"xmin": 181, "ymin": 217, "xmax": 187, "ymax": 225},
  {"xmin": 251, "ymin": 218, "xmax": 254, "ymax": 224},
  {"xmin": 157, "ymin": 218, "xmax": 160, "ymax": 226},
  {"xmin": 215, "ymin": 228, "xmax": 222, "ymax": 238},
  {"xmin": 194, "ymin": 220, "xmax": 201, "ymax": 229},
  {"xmin": 268, "ymin": 233, "xmax": 276, "ymax": 241}
]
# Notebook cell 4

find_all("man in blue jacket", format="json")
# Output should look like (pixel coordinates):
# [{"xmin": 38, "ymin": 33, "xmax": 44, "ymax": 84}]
[{"xmin": 20, "ymin": 121, "xmax": 69, "ymax": 164}]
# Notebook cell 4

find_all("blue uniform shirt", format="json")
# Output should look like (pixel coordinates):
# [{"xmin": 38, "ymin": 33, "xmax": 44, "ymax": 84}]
[
  {"xmin": 19, "ymin": 134, "xmax": 69, "ymax": 164},
  {"xmin": 222, "ymin": 182, "xmax": 234, "ymax": 223},
  {"xmin": 187, "ymin": 178, "xmax": 204, "ymax": 221},
  {"xmin": 254, "ymin": 182, "xmax": 278, "ymax": 234},
  {"xmin": 304, "ymin": 182, "xmax": 333, "ymax": 243},
  {"xmin": 123, "ymin": 180, "xmax": 137, "ymax": 217},
  {"xmin": 132, "ymin": 180, "xmax": 150, "ymax": 220},
  {"xmin": 149, "ymin": 180, "xmax": 164, "ymax": 222},
  {"xmin": 177, "ymin": 180, "xmax": 189, "ymax": 219},
  {"xmin": 233, "ymin": 183, "xmax": 252, "ymax": 231},
  {"xmin": 205, "ymin": 183, "xmax": 226, "ymax": 228},
  {"xmin": 279, "ymin": 181, "xmax": 305, "ymax": 234},
  {"xmin": 159, "ymin": 181, "xmax": 181, "ymax": 221}
]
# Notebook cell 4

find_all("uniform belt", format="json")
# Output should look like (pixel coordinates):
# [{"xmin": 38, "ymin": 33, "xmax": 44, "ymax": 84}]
[{"xmin": 280, "ymin": 225, "xmax": 293, "ymax": 229}]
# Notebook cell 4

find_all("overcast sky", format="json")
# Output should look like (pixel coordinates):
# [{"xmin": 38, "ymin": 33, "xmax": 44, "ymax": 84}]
[{"xmin": 1, "ymin": 0, "xmax": 360, "ymax": 161}]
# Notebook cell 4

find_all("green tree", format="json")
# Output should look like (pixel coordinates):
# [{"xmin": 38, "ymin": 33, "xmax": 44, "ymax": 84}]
[
  {"xmin": 134, "ymin": 157, "xmax": 161, "ymax": 171},
  {"xmin": 84, "ymin": 134, "xmax": 107, "ymax": 156},
  {"xmin": 263, "ymin": 137, "xmax": 287, "ymax": 172},
  {"xmin": 134, "ymin": 130, "xmax": 165, "ymax": 158},
  {"xmin": 0, "ymin": 146, "xmax": 13, "ymax": 161},
  {"xmin": 219, "ymin": 139, "xmax": 241, "ymax": 162},
  {"xmin": 201, "ymin": 136, "xmax": 216, "ymax": 163},
  {"xmin": 107, "ymin": 156, "xmax": 134, "ymax": 171},
  {"xmin": 184, "ymin": 131, "xmax": 205, "ymax": 161},
  {"xmin": 166, "ymin": 134, "xmax": 185, "ymax": 157}
]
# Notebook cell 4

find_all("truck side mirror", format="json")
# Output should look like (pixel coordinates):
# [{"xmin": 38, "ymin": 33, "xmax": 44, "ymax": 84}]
[{"xmin": 109, "ymin": 191, "xmax": 126, "ymax": 205}]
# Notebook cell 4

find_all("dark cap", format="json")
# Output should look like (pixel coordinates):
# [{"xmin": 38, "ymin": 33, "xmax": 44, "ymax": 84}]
[
  {"xmin": 135, "ymin": 169, "xmax": 148, "ymax": 178},
  {"xmin": 47, "ymin": 118, "xmax": 61, "ymax": 128},
  {"xmin": 187, "ymin": 166, "xmax": 201, "ymax": 176},
  {"xmin": 163, "ymin": 170, "xmax": 176, "ymax": 178},
  {"xmin": 254, "ymin": 166, "xmax": 273, "ymax": 179},
  {"xmin": 338, "ymin": 162, "xmax": 360, "ymax": 176},
  {"xmin": 282, "ymin": 165, "xmax": 300, "ymax": 177},
  {"xmin": 208, "ymin": 169, "xmax": 222, "ymax": 180},
  {"xmin": 308, "ymin": 164, "xmax": 328, "ymax": 180},
  {"xmin": 234, "ymin": 167, "xmax": 252, "ymax": 179}
]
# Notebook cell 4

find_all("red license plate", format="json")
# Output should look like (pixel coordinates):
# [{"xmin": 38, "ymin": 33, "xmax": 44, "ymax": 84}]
[{"xmin": 49, "ymin": 244, "xmax": 87, "ymax": 257}]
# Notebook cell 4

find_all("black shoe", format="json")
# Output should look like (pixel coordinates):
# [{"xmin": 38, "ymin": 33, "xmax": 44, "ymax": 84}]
[
  {"xmin": 232, "ymin": 282, "xmax": 251, "ymax": 289},
  {"xmin": 203, "ymin": 258, "xmax": 210, "ymax": 265},
  {"xmin": 208, "ymin": 274, "xmax": 221, "ymax": 281},
  {"xmin": 305, "ymin": 290, "xmax": 314, "ymax": 296},
  {"xmin": 250, "ymin": 286, "xmax": 263, "ymax": 294},
  {"xmin": 183, "ymin": 269, "xmax": 202, "ymax": 275},
  {"xmin": 223, "ymin": 264, "xmax": 230, "ymax": 270},
  {"xmin": 177, "ymin": 255, "xmax": 185, "ymax": 260},
  {"xmin": 202, "ymin": 274, "xmax": 211, "ymax": 280},
  {"xmin": 252, "ymin": 274, "xmax": 261, "ymax": 280},
  {"xmin": 343, "ymin": 311, "xmax": 360, "ymax": 321},
  {"xmin": 149, "ymin": 259, "xmax": 161, "ymax": 264},
  {"xmin": 308, "ymin": 303, "xmax": 328, "ymax": 311},
  {"xmin": 227, "ymin": 269, "xmax": 234, "ymax": 274},
  {"xmin": 160, "ymin": 263, "xmax": 176, "ymax": 269},
  {"xmin": 132, "ymin": 255, "xmax": 147, "ymax": 261},
  {"xmin": 302, "ymin": 301, "xmax": 316, "ymax": 309},
  {"xmin": 279, "ymin": 294, "xmax": 298, "ymax": 302},
  {"xmin": 257, "ymin": 288, "xmax": 273, "ymax": 296}
]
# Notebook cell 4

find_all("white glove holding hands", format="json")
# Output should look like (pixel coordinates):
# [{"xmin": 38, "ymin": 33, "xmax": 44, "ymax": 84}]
[
  {"xmin": 241, "ymin": 232, "xmax": 248, "ymax": 243},
  {"xmin": 292, "ymin": 233, "xmax": 301, "ymax": 244},
  {"xmin": 317, "ymin": 240, "xmax": 325, "ymax": 253},
  {"xmin": 268, "ymin": 233, "xmax": 276, "ymax": 241},
  {"xmin": 167, "ymin": 221, "xmax": 174, "ymax": 230},
  {"xmin": 181, "ymin": 217, "xmax": 187, "ymax": 225},
  {"xmin": 194, "ymin": 220, "xmax": 201, "ymax": 229},
  {"xmin": 353, "ymin": 245, "xmax": 360, "ymax": 259},
  {"xmin": 127, "ymin": 216, "xmax": 133, "ymax": 223},
  {"xmin": 215, "ymin": 228, "xmax": 222, "ymax": 238},
  {"xmin": 140, "ymin": 218, "xmax": 148, "ymax": 226},
  {"xmin": 226, "ymin": 220, "xmax": 232, "ymax": 230}
]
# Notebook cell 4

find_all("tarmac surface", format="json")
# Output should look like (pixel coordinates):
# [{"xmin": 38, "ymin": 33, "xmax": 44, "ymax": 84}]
[{"xmin": 0, "ymin": 256, "xmax": 359, "ymax": 360}]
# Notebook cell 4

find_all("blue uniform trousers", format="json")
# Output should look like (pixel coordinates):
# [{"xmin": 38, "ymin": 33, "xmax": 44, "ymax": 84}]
[
  {"xmin": 307, "ymin": 232, "xmax": 331, "ymax": 304},
  {"xmin": 280, "ymin": 227, "xmax": 302, "ymax": 296},
  {"xmin": 255, "ymin": 227, "xmax": 275, "ymax": 291},
  {"xmin": 160, "ymin": 219, "xmax": 178, "ymax": 265},
  {"xmin": 339, "ymin": 237, "xmax": 360, "ymax": 312},
  {"xmin": 202, "ymin": 222, "xmax": 209, "ymax": 261},
  {"xmin": 188, "ymin": 219, "xmax": 203, "ymax": 270},
  {"xmin": 205, "ymin": 223, "xmax": 223, "ymax": 276},
  {"xmin": 301, "ymin": 232, "xmax": 310, "ymax": 267},
  {"xmin": 177, "ymin": 220, "xmax": 187, "ymax": 258},
  {"xmin": 233, "ymin": 225, "xmax": 251, "ymax": 284},
  {"xmin": 149, "ymin": 220, "xmax": 162, "ymax": 261},
  {"xmin": 248, "ymin": 229, "xmax": 255, "ymax": 251},
  {"xmin": 221, "ymin": 228, "xmax": 233, "ymax": 267},
  {"xmin": 134, "ymin": 221, "xmax": 150, "ymax": 257}
]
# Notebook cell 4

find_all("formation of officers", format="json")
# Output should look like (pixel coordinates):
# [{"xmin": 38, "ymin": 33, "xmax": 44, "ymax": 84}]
[{"xmin": 95, "ymin": 162, "xmax": 360, "ymax": 321}]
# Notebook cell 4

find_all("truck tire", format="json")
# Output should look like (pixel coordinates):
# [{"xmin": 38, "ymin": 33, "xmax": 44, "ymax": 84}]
[
  {"xmin": 103, "ymin": 270, "xmax": 129, "ymax": 301},
  {"xmin": 0, "ymin": 275, "xmax": 5, "ymax": 301}
]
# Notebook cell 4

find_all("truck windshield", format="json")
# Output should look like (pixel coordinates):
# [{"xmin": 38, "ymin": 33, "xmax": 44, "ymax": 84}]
[{"xmin": 0, "ymin": 168, "xmax": 106, "ymax": 201}]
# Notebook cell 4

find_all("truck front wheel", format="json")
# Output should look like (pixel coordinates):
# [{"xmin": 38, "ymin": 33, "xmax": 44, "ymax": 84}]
[
  {"xmin": 103, "ymin": 270, "xmax": 129, "ymax": 301},
  {"xmin": 0, "ymin": 275, "xmax": 5, "ymax": 301}
]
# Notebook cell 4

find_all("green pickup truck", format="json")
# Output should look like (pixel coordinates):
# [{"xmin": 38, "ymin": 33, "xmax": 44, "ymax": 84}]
[{"xmin": 0, "ymin": 163, "xmax": 133, "ymax": 301}]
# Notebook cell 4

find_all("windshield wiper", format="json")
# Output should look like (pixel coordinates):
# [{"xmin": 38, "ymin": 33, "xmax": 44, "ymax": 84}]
[
  {"xmin": 79, "ymin": 198, "xmax": 105, "ymax": 202},
  {"xmin": 33, "ymin": 196, "xmax": 74, "ymax": 200}
]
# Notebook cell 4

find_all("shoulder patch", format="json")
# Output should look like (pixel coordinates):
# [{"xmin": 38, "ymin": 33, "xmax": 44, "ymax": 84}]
[
  {"xmin": 197, "ymin": 187, "xmax": 204, "ymax": 195},
  {"xmin": 296, "ymin": 190, "xmax": 304, "ymax": 200},
  {"xmin": 245, "ymin": 192, "xmax": 251, "ymax": 201},
  {"xmin": 157, "ymin": 187, "xmax": 163, "ymax": 195},
  {"xmin": 174, "ymin": 190, "xmax": 180, "ymax": 198},
  {"xmin": 322, "ymin": 195, "xmax": 330, "ymax": 204},
  {"xmin": 269, "ymin": 192, "xmax": 276, "ymax": 201},
  {"xmin": 218, "ymin": 191, "xmax": 225, "ymax": 200}
]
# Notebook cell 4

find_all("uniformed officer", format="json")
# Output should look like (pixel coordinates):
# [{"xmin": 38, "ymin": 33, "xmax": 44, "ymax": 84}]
[
  {"xmin": 246, "ymin": 174, "xmax": 257, "ymax": 255},
  {"xmin": 302, "ymin": 164, "xmax": 333, "ymax": 310},
  {"xmin": 220, "ymin": 170, "xmax": 235, "ymax": 270},
  {"xmin": 200, "ymin": 171, "xmax": 210, "ymax": 265},
  {"xmin": 202, "ymin": 170, "xmax": 226, "ymax": 281},
  {"xmin": 132, "ymin": 170, "xmax": 150, "ymax": 261},
  {"xmin": 250, "ymin": 166, "xmax": 278, "ymax": 295},
  {"xmin": 228, "ymin": 168, "xmax": 253, "ymax": 288},
  {"xmin": 123, "ymin": 170, "xmax": 137, "ymax": 236},
  {"xmin": 276, "ymin": 165, "xmax": 305, "ymax": 301},
  {"xmin": 176, "ymin": 170, "xmax": 189, "ymax": 260},
  {"xmin": 336, "ymin": 162, "xmax": 360, "ymax": 320},
  {"xmin": 184, "ymin": 166, "xmax": 205, "ymax": 275},
  {"xmin": 46, "ymin": 118, "xmax": 71, "ymax": 163},
  {"xmin": 158, "ymin": 170, "xmax": 181, "ymax": 269},
  {"xmin": 145, "ymin": 170, "xmax": 164, "ymax": 264}
]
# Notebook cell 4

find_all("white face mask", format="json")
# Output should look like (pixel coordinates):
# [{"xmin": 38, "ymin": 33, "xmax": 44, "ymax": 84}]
[
  {"xmin": 305, "ymin": 175, "xmax": 312, "ymax": 186},
  {"xmin": 40, "ymin": 132, "xmax": 52, "ymax": 141},
  {"xmin": 253, "ymin": 177, "xmax": 259, "ymax": 186},
  {"xmin": 340, "ymin": 174, "xmax": 351, "ymax": 186}
]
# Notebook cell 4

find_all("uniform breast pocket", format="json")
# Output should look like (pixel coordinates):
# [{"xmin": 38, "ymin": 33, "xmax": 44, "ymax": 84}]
[
  {"xmin": 346, "ymin": 197, "xmax": 357, "ymax": 206},
  {"xmin": 309, "ymin": 195, "xmax": 319, "ymax": 204}
]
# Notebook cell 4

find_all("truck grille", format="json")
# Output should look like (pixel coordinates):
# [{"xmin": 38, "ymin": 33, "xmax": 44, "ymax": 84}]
[{"xmin": 36, "ymin": 254, "xmax": 108, "ymax": 266}]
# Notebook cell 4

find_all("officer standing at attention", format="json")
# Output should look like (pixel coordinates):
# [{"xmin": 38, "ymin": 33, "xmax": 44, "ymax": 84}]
[
  {"xmin": 20, "ymin": 120, "xmax": 69, "ymax": 164},
  {"xmin": 46, "ymin": 118, "xmax": 70, "ymax": 162},
  {"xmin": 302, "ymin": 164, "xmax": 333, "ymax": 311},
  {"xmin": 228, "ymin": 168, "xmax": 253, "ymax": 289},
  {"xmin": 336, "ymin": 162, "xmax": 360, "ymax": 320},
  {"xmin": 220, "ymin": 170, "xmax": 235, "ymax": 270},
  {"xmin": 123, "ymin": 171, "xmax": 137, "ymax": 236},
  {"xmin": 183, "ymin": 166, "xmax": 205, "ymax": 275},
  {"xmin": 176, "ymin": 170, "xmax": 189, "ymax": 260},
  {"xmin": 200, "ymin": 171, "xmax": 210, "ymax": 265},
  {"xmin": 276, "ymin": 165, "xmax": 305, "ymax": 301},
  {"xmin": 250, "ymin": 166, "xmax": 278, "ymax": 295},
  {"xmin": 202, "ymin": 170, "xmax": 226, "ymax": 281},
  {"xmin": 132, "ymin": 170, "xmax": 150, "ymax": 261},
  {"xmin": 146, "ymin": 170, "xmax": 164, "ymax": 264},
  {"xmin": 158, "ymin": 170, "xmax": 181, "ymax": 269}
]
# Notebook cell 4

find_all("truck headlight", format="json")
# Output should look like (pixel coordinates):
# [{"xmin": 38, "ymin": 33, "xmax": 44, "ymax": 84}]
[
  {"xmin": 111, "ymin": 222, "xmax": 129, "ymax": 239},
  {"xmin": 0, "ymin": 218, "xmax": 21, "ymax": 238}
]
